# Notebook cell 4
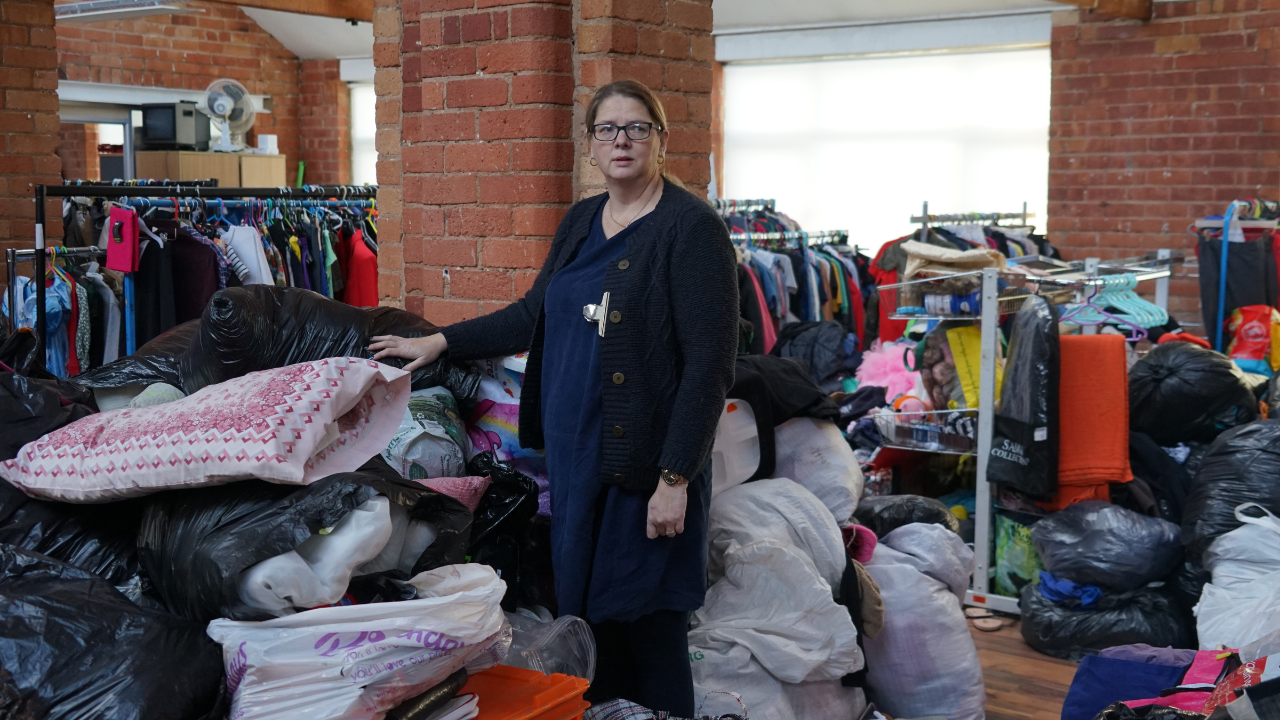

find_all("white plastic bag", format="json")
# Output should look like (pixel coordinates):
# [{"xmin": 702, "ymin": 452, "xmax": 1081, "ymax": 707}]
[
  {"xmin": 773, "ymin": 417, "xmax": 864, "ymax": 524},
  {"xmin": 1196, "ymin": 570, "xmax": 1280, "ymax": 651},
  {"xmin": 207, "ymin": 564, "xmax": 511, "ymax": 720},
  {"xmin": 239, "ymin": 496, "xmax": 395, "ymax": 615},
  {"xmin": 382, "ymin": 387, "xmax": 468, "ymax": 480},
  {"xmin": 1205, "ymin": 503, "xmax": 1280, "ymax": 591},
  {"xmin": 863, "ymin": 523, "xmax": 984, "ymax": 720},
  {"xmin": 711, "ymin": 398, "xmax": 761, "ymax": 498},
  {"xmin": 707, "ymin": 478, "xmax": 847, "ymax": 591}
]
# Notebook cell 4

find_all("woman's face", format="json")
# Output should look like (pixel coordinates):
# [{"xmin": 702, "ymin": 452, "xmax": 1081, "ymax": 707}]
[{"xmin": 588, "ymin": 95, "xmax": 669, "ymax": 184}]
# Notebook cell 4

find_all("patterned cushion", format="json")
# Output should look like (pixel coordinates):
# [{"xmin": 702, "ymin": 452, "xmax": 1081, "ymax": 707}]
[{"xmin": 1, "ymin": 358, "xmax": 410, "ymax": 502}]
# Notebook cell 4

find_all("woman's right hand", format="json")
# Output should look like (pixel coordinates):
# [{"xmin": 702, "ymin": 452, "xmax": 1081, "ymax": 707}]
[{"xmin": 369, "ymin": 333, "xmax": 448, "ymax": 372}]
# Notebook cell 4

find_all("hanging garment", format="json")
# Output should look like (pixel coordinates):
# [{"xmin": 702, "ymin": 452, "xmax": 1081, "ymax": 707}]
[
  {"xmin": 133, "ymin": 236, "xmax": 176, "ymax": 348},
  {"xmin": 341, "ymin": 228, "xmax": 379, "ymax": 307},
  {"xmin": 744, "ymin": 266, "xmax": 776, "ymax": 354},
  {"xmin": 737, "ymin": 265, "xmax": 767, "ymax": 355},
  {"xmin": 2, "ymin": 276, "xmax": 72, "ymax": 378},
  {"xmin": 86, "ymin": 270, "xmax": 121, "ymax": 365}
]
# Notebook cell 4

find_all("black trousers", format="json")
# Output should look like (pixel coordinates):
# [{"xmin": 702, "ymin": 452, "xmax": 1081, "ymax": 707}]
[{"xmin": 585, "ymin": 609, "xmax": 695, "ymax": 716}]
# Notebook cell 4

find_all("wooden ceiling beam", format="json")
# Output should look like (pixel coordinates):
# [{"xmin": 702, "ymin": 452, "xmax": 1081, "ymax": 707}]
[
  {"xmin": 1053, "ymin": 0, "xmax": 1152, "ymax": 20},
  {"xmin": 204, "ymin": 0, "xmax": 373, "ymax": 23}
]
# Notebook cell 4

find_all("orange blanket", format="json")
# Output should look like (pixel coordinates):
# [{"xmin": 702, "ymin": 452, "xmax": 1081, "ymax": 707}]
[{"xmin": 1057, "ymin": 334, "xmax": 1133, "ymax": 486}]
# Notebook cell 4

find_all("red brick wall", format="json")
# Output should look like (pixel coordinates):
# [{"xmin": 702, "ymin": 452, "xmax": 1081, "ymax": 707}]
[
  {"xmin": 1, "ymin": 0, "xmax": 62, "ymax": 279},
  {"xmin": 56, "ymin": 1, "xmax": 303, "ymax": 174},
  {"xmin": 392, "ymin": 0, "xmax": 576, "ymax": 322},
  {"xmin": 299, "ymin": 59, "xmax": 352, "ymax": 185},
  {"xmin": 56, "ymin": 121, "xmax": 99, "ymax": 181},
  {"xmin": 1049, "ymin": 2, "xmax": 1280, "ymax": 329},
  {"xmin": 380, "ymin": 0, "xmax": 715, "ymax": 318},
  {"xmin": 574, "ymin": 0, "xmax": 714, "ymax": 199}
]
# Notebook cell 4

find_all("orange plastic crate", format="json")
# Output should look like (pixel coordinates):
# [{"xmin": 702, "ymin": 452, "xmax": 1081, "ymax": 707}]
[{"xmin": 462, "ymin": 665, "xmax": 591, "ymax": 720}]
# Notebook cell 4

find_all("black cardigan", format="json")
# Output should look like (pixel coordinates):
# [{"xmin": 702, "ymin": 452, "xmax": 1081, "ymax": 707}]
[{"xmin": 440, "ymin": 182, "xmax": 739, "ymax": 493}]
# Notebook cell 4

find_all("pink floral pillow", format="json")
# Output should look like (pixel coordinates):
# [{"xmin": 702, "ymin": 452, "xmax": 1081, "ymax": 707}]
[{"xmin": 1, "ymin": 358, "xmax": 411, "ymax": 503}]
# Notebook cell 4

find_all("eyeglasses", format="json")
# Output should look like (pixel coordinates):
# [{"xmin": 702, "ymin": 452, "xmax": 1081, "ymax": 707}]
[{"xmin": 591, "ymin": 122, "xmax": 657, "ymax": 142}]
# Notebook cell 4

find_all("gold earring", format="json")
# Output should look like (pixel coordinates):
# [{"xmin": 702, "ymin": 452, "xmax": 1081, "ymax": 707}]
[
  {"xmin": 589, "ymin": 157, "xmax": 598, "ymax": 167},
  {"xmin": 658, "ymin": 155, "xmax": 665, "ymax": 165}
]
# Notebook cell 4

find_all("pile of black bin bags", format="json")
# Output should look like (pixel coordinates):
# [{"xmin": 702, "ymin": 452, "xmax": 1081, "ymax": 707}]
[
  {"xmin": 1021, "ymin": 339, "xmax": 1280, "ymax": 720},
  {"xmin": 0, "ymin": 287, "xmax": 550, "ymax": 720}
]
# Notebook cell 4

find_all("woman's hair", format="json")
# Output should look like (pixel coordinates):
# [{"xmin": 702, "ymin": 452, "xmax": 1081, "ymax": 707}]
[
  {"xmin": 585, "ymin": 80, "xmax": 684, "ymax": 187},
  {"xmin": 585, "ymin": 80, "xmax": 668, "ymax": 132}
]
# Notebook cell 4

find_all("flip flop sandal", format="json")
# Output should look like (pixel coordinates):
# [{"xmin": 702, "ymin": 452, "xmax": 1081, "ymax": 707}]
[{"xmin": 971, "ymin": 617, "xmax": 1004, "ymax": 632}]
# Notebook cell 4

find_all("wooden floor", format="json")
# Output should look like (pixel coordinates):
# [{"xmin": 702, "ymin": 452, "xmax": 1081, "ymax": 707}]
[{"xmin": 972, "ymin": 620, "xmax": 1078, "ymax": 720}]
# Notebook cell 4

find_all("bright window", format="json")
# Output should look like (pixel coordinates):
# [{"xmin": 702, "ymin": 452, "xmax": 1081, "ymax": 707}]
[
  {"xmin": 723, "ymin": 49, "xmax": 1051, "ymax": 252},
  {"xmin": 350, "ymin": 83, "xmax": 377, "ymax": 186}
]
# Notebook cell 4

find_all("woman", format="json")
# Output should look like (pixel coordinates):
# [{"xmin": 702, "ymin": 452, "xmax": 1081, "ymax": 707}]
[{"xmin": 370, "ymin": 80, "xmax": 738, "ymax": 715}]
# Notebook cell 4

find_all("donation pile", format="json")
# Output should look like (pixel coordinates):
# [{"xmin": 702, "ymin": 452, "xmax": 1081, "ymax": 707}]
[{"xmin": 0, "ymin": 288, "xmax": 592, "ymax": 720}]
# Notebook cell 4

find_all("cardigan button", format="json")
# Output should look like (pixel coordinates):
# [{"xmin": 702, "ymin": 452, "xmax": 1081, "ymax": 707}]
[
  {"xmin": 612, "ymin": 372, "xmax": 625, "ymax": 384},
  {"xmin": 612, "ymin": 473, "xmax": 626, "ymax": 483},
  {"xmin": 612, "ymin": 425, "xmax": 625, "ymax": 438},
  {"xmin": 609, "ymin": 310, "xmax": 621, "ymax": 323},
  {"xmin": 617, "ymin": 259, "xmax": 630, "ymax": 270}
]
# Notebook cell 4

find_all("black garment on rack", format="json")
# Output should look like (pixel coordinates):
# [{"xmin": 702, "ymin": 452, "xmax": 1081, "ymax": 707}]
[
  {"xmin": 134, "ymin": 238, "xmax": 176, "ymax": 347},
  {"xmin": 153, "ymin": 221, "xmax": 219, "ymax": 325},
  {"xmin": 1197, "ymin": 232, "xmax": 1279, "ymax": 343},
  {"xmin": 301, "ymin": 221, "xmax": 325, "ymax": 295}
]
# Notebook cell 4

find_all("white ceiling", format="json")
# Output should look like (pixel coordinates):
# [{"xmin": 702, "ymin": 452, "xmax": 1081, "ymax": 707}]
[
  {"xmin": 240, "ymin": 7, "xmax": 373, "ymax": 60},
  {"xmin": 713, "ymin": 0, "xmax": 1064, "ymax": 31}
]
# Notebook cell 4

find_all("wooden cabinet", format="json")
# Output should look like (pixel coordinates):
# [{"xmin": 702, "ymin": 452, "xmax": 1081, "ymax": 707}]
[{"xmin": 133, "ymin": 151, "xmax": 287, "ymax": 187}]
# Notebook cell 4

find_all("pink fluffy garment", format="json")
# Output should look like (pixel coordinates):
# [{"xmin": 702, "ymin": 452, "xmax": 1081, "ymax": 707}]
[{"xmin": 855, "ymin": 340, "xmax": 921, "ymax": 400}]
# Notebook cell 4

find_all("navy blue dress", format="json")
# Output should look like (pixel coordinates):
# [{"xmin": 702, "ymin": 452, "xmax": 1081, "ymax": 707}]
[{"xmin": 541, "ymin": 204, "xmax": 711, "ymax": 624}]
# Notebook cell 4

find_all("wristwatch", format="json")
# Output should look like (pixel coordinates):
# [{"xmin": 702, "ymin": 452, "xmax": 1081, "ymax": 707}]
[{"xmin": 660, "ymin": 468, "xmax": 688, "ymax": 487}]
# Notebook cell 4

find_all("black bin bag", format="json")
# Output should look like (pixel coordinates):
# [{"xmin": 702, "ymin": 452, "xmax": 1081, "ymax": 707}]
[
  {"xmin": 1020, "ymin": 582, "xmax": 1194, "ymax": 662},
  {"xmin": 988, "ymin": 295, "xmax": 1060, "ymax": 501},
  {"xmin": 1031, "ymin": 501, "xmax": 1183, "ymax": 593},
  {"xmin": 1129, "ymin": 341, "xmax": 1259, "ymax": 445},
  {"xmin": 466, "ymin": 452, "xmax": 551, "ymax": 612},
  {"xmin": 1183, "ymin": 419, "xmax": 1280, "ymax": 562},
  {"xmin": 73, "ymin": 320, "xmax": 197, "ymax": 389},
  {"xmin": 1, "ymin": 372, "xmax": 95, "ymax": 461},
  {"xmin": 0, "ymin": 479, "xmax": 149, "ymax": 601},
  {"xmin": 181, "ymin": 286, "xmax": 481, "ymax": 399},
  {"xmin": 853, "ymin": 495, "xmax": 960, "ymax": 539},
  {"xmin": 0, "ymin": 543, "xmax": 225, "ymax": 720},
  {"xmin": 137, "ymin": 469, "xmax": 472, "ymax": 622}
]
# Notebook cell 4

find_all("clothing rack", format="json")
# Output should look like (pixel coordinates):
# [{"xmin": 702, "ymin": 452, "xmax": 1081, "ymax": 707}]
[
  {"xmin": 911, "ymin": 201, "xmax": 1034, "ymax": 233},
  {"xmin": 125, "ymin": 198, "xmax": 376, "ymax": 210},
  {"xmin": 730, "ymin": 229, "xmax": 849, "ymax": 247},
  {"xmin": 713, "ymin": 198, "xmax": 776, "ymax": 213},
  {"xmin": 25, "ymin": 183, "xmax": 379, "ymax": 362},
  {"xmin": 63, "ymin": 179, "xmax": 221, "ymax": 188},
  {"xmin": 5, "ymin": 246, "xmax": 106, "ymax": 335}
]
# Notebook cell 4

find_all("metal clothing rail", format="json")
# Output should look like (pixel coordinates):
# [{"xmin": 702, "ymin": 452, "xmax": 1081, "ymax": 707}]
[
  {"xmin": 27, "ymin": 183, "xmax": 380, "ymax": 362},
  {"xmin": 124, "ymin": 198, "xmax": 375, "ymax": 210},
  {"xmin": 911, "ymin": 201, "xmax": 1034, "ymax": 232},
  {"xmin": 730, "ymin": 229, "xmax": 849, "ymax": 246},
  {"xmin": 63, "ymin": 179, "xmax": 221, "ymax": 188},
  {"xmin": 713, "ymin": 198, "xmax": 776, "ymax": 212}
]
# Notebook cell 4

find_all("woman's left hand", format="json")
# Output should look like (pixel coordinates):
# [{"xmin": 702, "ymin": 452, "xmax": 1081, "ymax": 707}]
[{"xmin": 646, "ymin": 481, "xmax": 688, "ymax": 539}]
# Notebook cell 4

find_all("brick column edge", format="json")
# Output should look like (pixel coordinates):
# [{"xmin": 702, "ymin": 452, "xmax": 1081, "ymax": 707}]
[{"xmin": 374, "ymin": 0, "xmax": 405, "ymax": 308}]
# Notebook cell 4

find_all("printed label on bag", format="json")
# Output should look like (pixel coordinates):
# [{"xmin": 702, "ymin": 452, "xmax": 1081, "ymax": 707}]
[{"xmin": 1034, "ymin": 427, "xmax": 1048, "ymax": 441}]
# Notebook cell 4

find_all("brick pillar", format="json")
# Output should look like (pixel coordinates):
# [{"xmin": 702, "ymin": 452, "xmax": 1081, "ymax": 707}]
[
  {"xmin": 57, "ymin": 122, "xmax": 100, "ymax": 182},
  {"xmin": 573, "ymin": 0, "xmax": 715, "ymax": 199},
  {"xmin": 299, "ymin": 59, "xmax": 352, "ymax": 186},
  {"xmin": 374, "ymin": 0, "xmax": 405, "ymax": 307},
  {"xmin": 1, "ymin": 0, "xmax": 61, "ymax": 278},
  {"xmin": 393, "ymin": 0, "xmax": 574, "ymax": 322}
]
